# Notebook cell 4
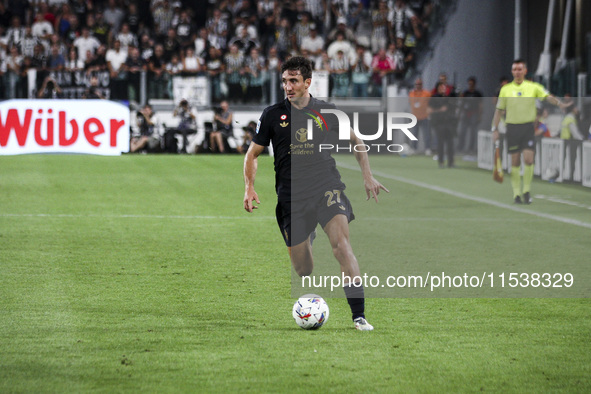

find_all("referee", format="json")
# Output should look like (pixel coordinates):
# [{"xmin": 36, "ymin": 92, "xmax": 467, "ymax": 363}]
[{"xmin": 492, "ymin": 59, "xmax": 566, "ymax": 204}]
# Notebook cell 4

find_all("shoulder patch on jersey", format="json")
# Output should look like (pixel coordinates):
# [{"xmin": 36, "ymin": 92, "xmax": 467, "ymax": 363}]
[{"xmin": 256, "ymin": 120, "xmax": 261, "ymax": 134}]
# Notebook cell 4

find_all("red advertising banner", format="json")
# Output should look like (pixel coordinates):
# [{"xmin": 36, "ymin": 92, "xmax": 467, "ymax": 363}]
[{"xmin": 0, "ymin": 100, "xmax": 130, "ymax": 156}]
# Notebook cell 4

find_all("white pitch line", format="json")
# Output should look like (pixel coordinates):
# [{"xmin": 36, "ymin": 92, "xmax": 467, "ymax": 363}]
[
  {"xmin": 535, "ymin": 195, "xmax": 591, "ymax": 210},
  {"xmin": 0, "ymin": 213, "xmax": 275, "ymax": 220},
  {"xmin": 337, "ymin": 161, "xmax": 591, "ymax": 230}
]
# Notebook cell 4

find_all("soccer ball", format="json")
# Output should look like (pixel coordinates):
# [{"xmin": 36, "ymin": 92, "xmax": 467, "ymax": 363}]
[{"xmin": 292, "ymin": 294, "xmax": 329, "ymax": 330}]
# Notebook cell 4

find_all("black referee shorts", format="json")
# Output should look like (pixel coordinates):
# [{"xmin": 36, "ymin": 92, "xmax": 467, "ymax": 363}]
[
  {"xmin": 506, "ymin": 122, "xmax": 535, "ymax": 154},
  {"xmin": 276, "ymin": 189, "xmax": 355, "ymax": 247}
]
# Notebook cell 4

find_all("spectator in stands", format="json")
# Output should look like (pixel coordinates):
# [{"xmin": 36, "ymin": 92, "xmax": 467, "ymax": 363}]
[
  {"xmin": 258, "ymin": 11, "xmax": 277, "ymax": 53},
  {"xmin": 292, "ymin": 11, "xmax": 313, "ymax": 49},
  {"xmin": 175, "ymin": 9, "xmax": 195, "ymax": 50},
  {"xmin": 131, "ymin": 104, "xmax": 161, "ymax": 153},
  {"xmin": 429, "ymin": 81, "xmax": 457, "ymax": 168},
  {"xmin": 244, "ymin": 47, "xmax": 266, "ymax": 103},
  {"xmin": 391, "ymin": 0, "xmax": 421, "ymax": 40},
  {"xmin": 91, "ymin": 11, "xmax": 110, "ymax": 45},
  {"xmin": 82, "ymin": 75, "xmax": 105, "ymax": 99},
  {"xmin": 31, "ymin": 12, "xmax": 54, "ymax": 43},
  {"xmin": 38, "ymin": 2, "xmax": 55, "ymax": 27},
  {"xmin": 332, "ymin": 0, "xmax": 364, "ymax": 30},
  {"xmin": 224, "ymin": 43, "xmax": 245, "ymax": 103},
  {"xmin": 116, "ymin": 23, "xmax": 138, "ymax": 53},
  {"xmin": 48, "ymin": 33, "xmax": 68, "ymax": 59},
  {"xmin": 47, "ymin": 43, "xmax": 65, "ymax": 71},
  {"xmin": 457, "ymin": 76, "xmax": 483, "ymax": 154},
  {"xmin": 162, "ymin": 28, "xmax": 181, "ymax": 62},
  {"xmin": 233, "ymin": 12, "xmax": 258, "ymax": 41},
  {"xmin": 229, "ymin": 28, "xmax": 259, "ymax": 56},
  {"xmin": 125, "ymin": 2, "xmax": 142, "ymax": 36},
  {"xmin": 205, "ymin": 46, "xmax": 224, "ymax": 103},
  {"xmin": 54, "ymin": 3, "xmax": 74, "ymax": 39},
  {"xmin": 152, "ymin": 0, "xmax": 175, "ymax": 40},
  {"xmin": 370, "ymin": 48, "xmax": 394, "ymax": 97},
  {"xmin": 327, "ymin": 16, "xmax": 356, "ymax": 44},
  {"xmin": 19, "ymin": 26, "xmax": 38, "ymax": 58},
  {"xmin": 409, "ymin": 77, "xmax": 432, "ymax": 153},
  {"xmin": 16, "ymin": 56, "xmax": 35, "ymax": 98},
  {"xmin": 182, "ymin": 46, "xmax": 202, "ymax": 74},
  {"xmin": 330, "ymin": 49, "xmax": 350, "ymax": 97},
  {"xmin": 408, "ymin": 0, "xmax": 433, "ymax": 30},
  {"xmin": 85, "ymin": 44, "xmax": 107, "ymax": 74},
  {"xmin": 4, "ymin": 46, "xmax": 23, "ymax": 98},
  {"xmin": 194, "ymin": 27, "xmax": 210, "ymax": 59},
  {"xmin": 138, "ymin": 33, "xmax": 154, "ymax": 61},
  {"xmin": 351, "ymin": 44, "xmax": 372, "ymax": 97},
  {"xmin": 165, "ymin": 52, "xmax": 182, "ymax": 98},
  {"xmin": 31, "ymin": 43, "xmax": 48, "ymax": 85},
  {"xmin": 211, "ymin": 100, "xmax": 233, "ymax": 153},
  {"xmin": 327, "ymin": 31, "xmax": 354, "ymax": 64},
  {"xmin": 123, "ymin": 46, "xmax": 145, "ymax": 102},
  {"xmin": 5, "ymin": 16, "xmax": 25, "ymax": 50},
  {"xmin": 103, "ymin": 0, "xmax": 126, "ymax": 35},
  {"xmin": 390, "ymin": 31, "xmax": 414, "ymax": 80},
  {"xmin": 302, "ymin": 0, "xmax": 324, "ymax": 27},
  {"xmin": 106, "ymin": 39, "xmax": 128, "ymax": 99},
  {"xmin": 371, "ymin": 1, "xmax": 389, "ymax": 52},
  {"xmin": 316, "ymin": 50, "xmax": 331, "ymax": 71},
  {"xmin": 148, "ymin": 43, "xmax": 167, "ymax": 98},
  {"xmin": 70, "ymin": 0, "xmax": 90, "ymax": 25},
  {"xmin": 206, "ymin": 8, "xmax": 229, "ymax": 50},
  {"xmin": 37, "ymin": 75, "xmax": 63, "ymax": 98},
  {"xmin": 274, "ymin": 17, "xmax": 292, "ymax": 59},
  {"xmin": 65, "ymin": 47, "xmax": 84, "ymax": 71},
  {"xmin": 0, "ymin": 2, "xmax": 12, "ymax": 32},
  {"xmin": 257, "ymin": 0, "xmax": 277, "ymax": 18},
  {"xmin": 300, "ymin": 23, "xmax": 324, "ymax": 65},
  {"xmin": 73, "ymin": 26, "xmax": 100, "ymax": 64},
  {"xmin": 173, "ymin": 98, "xmax": 197, "ymax": 153}
]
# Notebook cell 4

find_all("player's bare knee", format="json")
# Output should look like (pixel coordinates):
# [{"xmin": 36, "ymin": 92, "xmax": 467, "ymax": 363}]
[{"xmin": 292, "ymin": 260, "xmax": 313, "ymax": 277}]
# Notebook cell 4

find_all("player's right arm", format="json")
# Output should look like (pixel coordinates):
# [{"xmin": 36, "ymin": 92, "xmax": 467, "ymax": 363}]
[
  {"xmin": 491, "ymin": 108, "xmax": 505, "ymax": 142},
  {"xmin": 243, "ymin": 142, "xmax": 265, "ymax": 212},
  {"xmin": 492, "ymin": 90, "xmax": 506, "ymax": 142}
]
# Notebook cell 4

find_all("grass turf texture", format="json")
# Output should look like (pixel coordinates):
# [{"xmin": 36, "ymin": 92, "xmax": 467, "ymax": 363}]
[{"xmin": 0, "ymin": 154, "xmax": 589, "ymax": 392}]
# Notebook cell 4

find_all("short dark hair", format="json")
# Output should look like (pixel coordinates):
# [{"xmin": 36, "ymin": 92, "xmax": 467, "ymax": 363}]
[
  {"xmin": 281, "ymin": 56, "xmax": 313, "ymax": 82},
  {"xmin": 513, "ymin": 58, "xmax": 527, "ymax": 67}
]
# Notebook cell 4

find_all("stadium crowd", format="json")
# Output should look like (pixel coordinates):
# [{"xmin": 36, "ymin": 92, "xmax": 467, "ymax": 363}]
[{"xmin": 0, "ymin": 0, "xmax": 434, "ymax": 102}]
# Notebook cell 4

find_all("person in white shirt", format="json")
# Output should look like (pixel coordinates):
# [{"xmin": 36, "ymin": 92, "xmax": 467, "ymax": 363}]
[
  {"xmin": 116, "ymin": 23, "xmax": 138, "ymax": 53},
  {"xmin": 31, "ymin": 13, "xmax": 54, "ymax": 42},
  {"xmin": 300, "ymin": 24, "xmax": 324, "ymax": 65},
  {"xmin": 106, "ymin": 39, "xmax": 128, "ymax": 99},
  {"xmin": 326, "ymin": 31, "xmax": 355, "ymax": 64},
  {"xmin": 73, "ymin": 27, "xmax": 100, "ymax": 63}
]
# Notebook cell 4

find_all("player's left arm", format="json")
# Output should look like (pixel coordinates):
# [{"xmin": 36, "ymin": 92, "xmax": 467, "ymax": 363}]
[{"xmin": 349, "ymin": 128, "xmax": 389, "ymax": 202}]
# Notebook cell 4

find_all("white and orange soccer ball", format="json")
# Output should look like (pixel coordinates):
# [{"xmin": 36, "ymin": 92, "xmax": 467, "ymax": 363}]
[{"xmin": 292, "ymin": 294, "xmax": 329, "ymax": 330}]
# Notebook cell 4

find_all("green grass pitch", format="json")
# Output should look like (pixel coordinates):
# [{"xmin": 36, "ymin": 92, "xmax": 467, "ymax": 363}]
[{"xmin": 0, "ymin": 153, "xmax": 589, "ymax": 392}]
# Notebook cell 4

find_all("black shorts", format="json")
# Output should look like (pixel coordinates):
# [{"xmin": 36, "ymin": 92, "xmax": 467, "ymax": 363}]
[
  {"xmin": 506, "ymin": 123, "xmax": 535, "ymax": 154},
  {"xmin": 276, "ymin": 189, "xmax": 355, "ymax": 247}
]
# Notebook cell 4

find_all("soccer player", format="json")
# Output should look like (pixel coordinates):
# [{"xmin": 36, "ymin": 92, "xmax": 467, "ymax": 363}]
[
  {"xmin": 492, "ymin": 59, "xmax": 567, "ymax": 204},
  {"xmin": 243, "ymin": 57, "xmax": 388, "ymax": 331}
]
